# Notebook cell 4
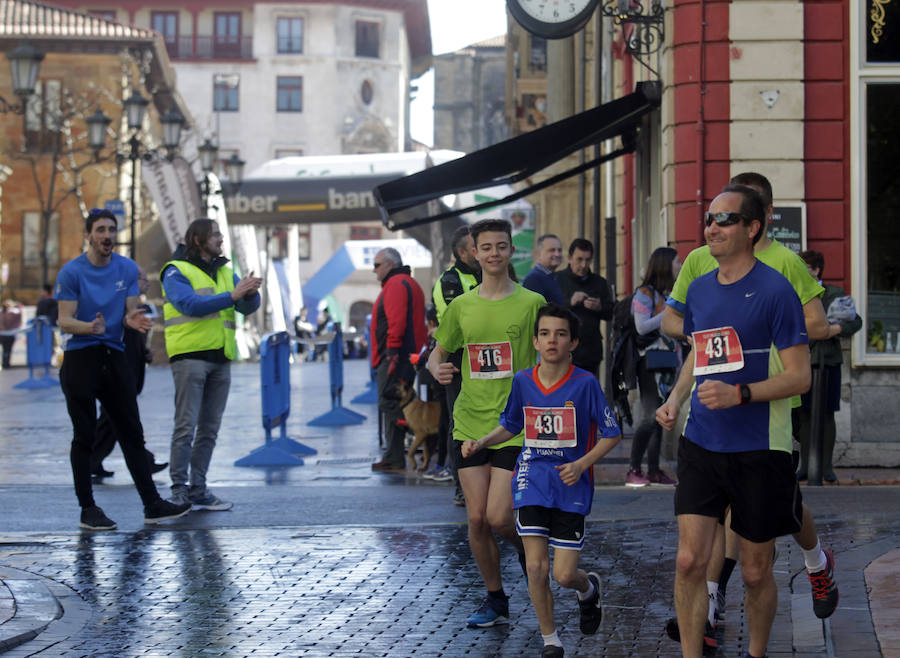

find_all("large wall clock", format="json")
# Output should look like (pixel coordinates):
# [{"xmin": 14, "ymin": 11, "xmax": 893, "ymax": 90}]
[{"xmin": 507, "ymin": 0, "xmax": 601, "ymax": 39}]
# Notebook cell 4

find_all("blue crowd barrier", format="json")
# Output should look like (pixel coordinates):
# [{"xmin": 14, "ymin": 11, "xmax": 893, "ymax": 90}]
[
  {"xmin": 308, "ymin": 324, "xmax": 367, "ymax": 426},
  {"xmin": 235, "ymin": 331, "xmax": 318, "ymax": 467},
  {"xmin": 13, "ymin": 318, "xmax": 58, "ymax": 389}
]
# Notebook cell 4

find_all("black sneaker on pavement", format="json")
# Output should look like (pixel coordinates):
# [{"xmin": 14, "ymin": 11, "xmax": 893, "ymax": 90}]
[
  {"xmin": 79, "ymin": 506, "xmax": 117, "ymax": 531},
  {"xmin": 144, "ymin": 499, "xmax": 191, "ymax": 525},
  {"xmin": 578, "ymin": 572, "xmax": 603, "ymax": 634},
  {"xmin": 808, "ymin": 548, "xmax": 839, "ymax": 618},
  {"xmin": 664, "ymin": 617, "xmax": 718, "ymax": 649},
  {"xmin": 541, "ymin": 646, "xmax": 565, "ymax": 657}
]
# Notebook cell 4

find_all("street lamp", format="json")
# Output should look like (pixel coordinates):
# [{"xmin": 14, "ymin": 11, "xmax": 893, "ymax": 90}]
[
  {"xmin": 159, "ymin": 107, "xmax": 185, "ymax": 157},
  {"xmin": 224, "ymin": 153, "xmax": 245, "ymax": 188},
  {"xmin": 2, "ymin": 41, "xmax": 44, "ymax": 115},
  {"xmin": 85, "ymin": 109, "xmax": 112, "ymax": 154},
  {"xmin": 123, "ymin": 91, "xmax": 149, "ymax": 130},
  {"xmin": 198, "ymin": 138, "xmax": 218, "ymax": 173}
]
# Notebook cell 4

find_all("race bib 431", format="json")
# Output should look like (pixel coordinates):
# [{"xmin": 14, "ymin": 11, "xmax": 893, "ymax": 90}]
[
  {"xmin": 692, "ymin": 326, "xmax": 744, "ymax": 375},
  {"xmin": 523, "ymin": 406, "xmax": 577, "ymax": 448},
  {"xmin": 466, "ymin": 342, "xmax": 513, "ymax": 379}
]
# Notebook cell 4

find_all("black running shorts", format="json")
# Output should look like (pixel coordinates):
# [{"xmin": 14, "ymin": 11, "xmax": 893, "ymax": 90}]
[
  {"xmin": 516, "ymin": 505, "xmax": 586, "ymax": 551},
  {"xmin": 453, "ymin": 440, "xmax": 521, "ymax": 471},
  {"xmin": 674, "ymin": 435, "xmax": 803, "ymax": 543}
]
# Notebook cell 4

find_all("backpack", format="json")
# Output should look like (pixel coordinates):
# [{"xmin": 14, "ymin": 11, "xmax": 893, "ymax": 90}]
[{"xmin": 609, "ymin": 290, "xmax": 664, "ymax": 428}]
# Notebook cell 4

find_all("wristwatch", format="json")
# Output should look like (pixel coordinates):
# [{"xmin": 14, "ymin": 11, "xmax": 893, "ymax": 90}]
[{"xmin": 738, "ymin": 384, "xmax": 752, "ymax": 406}]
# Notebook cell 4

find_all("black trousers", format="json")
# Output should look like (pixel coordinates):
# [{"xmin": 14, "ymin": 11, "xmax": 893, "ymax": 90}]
[{"xmin": 60, "ymin": 346, "xmax": 160, "ymax": 509}]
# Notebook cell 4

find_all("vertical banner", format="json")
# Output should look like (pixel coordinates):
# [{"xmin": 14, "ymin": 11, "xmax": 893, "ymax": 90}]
[
  {"xmin": 171, "ymin": 157, "xmax": 203, "ymax": 223},
  {"xmin": 141, "ymin": 156, "xmax": 192, "ymax": 251}
]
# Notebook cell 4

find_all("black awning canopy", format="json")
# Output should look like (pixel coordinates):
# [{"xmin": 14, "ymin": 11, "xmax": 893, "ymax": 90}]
[{"xmin": 374, "ymin": 80, "xmax": 661, "ymax": 230}]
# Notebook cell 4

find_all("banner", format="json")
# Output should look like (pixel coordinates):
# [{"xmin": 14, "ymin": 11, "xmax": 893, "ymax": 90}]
[
  {"xmin": 141, "ymin": 155, "xmax": 192, "ymax": 251},
  {"xmin": 171, "ymin": 157, "xmax": 203, "ymax": 223}
]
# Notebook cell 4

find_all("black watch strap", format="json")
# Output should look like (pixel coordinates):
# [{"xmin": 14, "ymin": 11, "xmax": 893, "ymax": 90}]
[{"xmin": 739, "ymin": 384, "xmax": 752, "ymax": 406}]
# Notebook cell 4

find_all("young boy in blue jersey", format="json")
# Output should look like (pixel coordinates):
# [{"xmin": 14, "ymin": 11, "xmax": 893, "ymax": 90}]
[{"xmin": 463, "ymin": 304, "xmax": 621, "ymax": 658}]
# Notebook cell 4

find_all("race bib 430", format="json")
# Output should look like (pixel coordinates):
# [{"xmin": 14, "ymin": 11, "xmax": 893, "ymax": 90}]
[
  {"xmin": 466, "ymin": 342, "xmax": 513, "ymax": 379},
  {"xmin": 692, "ymin": 326, "xmax": 744, "ymax": 375},
  {"xmin": 523, "ymin": 406, "xmax": 577, "ymax": 448}
]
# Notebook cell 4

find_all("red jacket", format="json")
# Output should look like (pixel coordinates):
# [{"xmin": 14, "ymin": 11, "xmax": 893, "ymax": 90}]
[{"xmin": 371, "ymin": 266, "xmax": 427, "ymax": 368}]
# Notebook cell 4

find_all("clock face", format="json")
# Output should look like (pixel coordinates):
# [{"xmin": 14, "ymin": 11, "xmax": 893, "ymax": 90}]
[{"xmin": 507, "ymin": 0, "xmax": 600, "ymax": 38}]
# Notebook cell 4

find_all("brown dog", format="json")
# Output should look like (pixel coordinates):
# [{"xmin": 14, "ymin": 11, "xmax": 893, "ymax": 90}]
[{"xmin": 395, "ymin": 381, "xmax": 441, "ymax": 472}]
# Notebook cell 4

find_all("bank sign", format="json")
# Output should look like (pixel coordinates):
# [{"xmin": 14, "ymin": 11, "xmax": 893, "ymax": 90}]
[{"xmin": 224, "ymin": 174, "xmax": 401, "ymax": 225}]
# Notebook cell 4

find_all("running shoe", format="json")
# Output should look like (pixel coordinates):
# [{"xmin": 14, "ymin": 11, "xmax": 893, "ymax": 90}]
[
  {"xmin": 541, "ymin": 646, "xmax": 565, "ymax": 657},
  {"xmin": 79, "ymin": 505, "xmax": 116, "ymax": 531},
  {"xmin": 625, "ymin": 469, "xmax": 650, "ymax": 487},
  {"xmin": 466, "ymin": 596, "xmax": 509, "ymax": 628},
  {"xmin": 808, "ymin": 548, "xmax": 839, "ymax": 618},
  {"xmin": 664, "ymin": 618, "xmax": 718, "ymax": 649},
  {"xmin": 453, "ymin": 488, "xmax": 466, "ymax": 507},
  {"xmin": 144, "ymin": 499, "xmax": 192, "ymax": 525},
  {"xmin": 578, "ymin": 572, "xmax": 603, "ymax": 634},
  {"xmin": 647, "ymin": 469, "xmax": 676, "ymax": 486},
  {"xmin": 421, "ymin": 466, "xmax": 439, "ymax": 480},
  {"xmin": 434, "ymin": 466, "xmax": 454, "ymax": 482},
  {"xmin": 189, "ymin": 491, "xmax": 233, "ymax": 511}
]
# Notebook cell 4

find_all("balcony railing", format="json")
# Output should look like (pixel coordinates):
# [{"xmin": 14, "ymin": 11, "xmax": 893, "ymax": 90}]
[{"xmin": 166, "ymin": 36, "xmax": 254, "ymax": 60}]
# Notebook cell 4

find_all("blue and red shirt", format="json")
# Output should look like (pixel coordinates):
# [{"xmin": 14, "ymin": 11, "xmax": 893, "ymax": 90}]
[{"xmin": 500, "ymin": 364, "xmax": 621, "ymax": 515}]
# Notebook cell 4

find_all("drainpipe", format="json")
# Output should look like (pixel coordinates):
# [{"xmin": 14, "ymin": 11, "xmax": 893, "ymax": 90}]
[
  {"xmin": 697, "ymin": 0, "xmax": 707, "ymax": 245},
  {"xmin": 578, "ymin": 29, "xmax": 586, "ymax": 238}
]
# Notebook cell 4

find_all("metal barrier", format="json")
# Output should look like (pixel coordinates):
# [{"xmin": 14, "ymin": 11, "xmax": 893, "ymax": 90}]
[
  {"xmin": 234, "ymin": 331, "xmax": 318, "ymax": 467},
  {"xmin": 350, "ymin": 316, "xmax": 377, "ymax": 404},
  {"xmin": 13, "ymin": 317, "xmax": 57, "ymax": 390},
  {"xmin": 308, "ymin": 324, "xmax": 367, "ymax": 426}
]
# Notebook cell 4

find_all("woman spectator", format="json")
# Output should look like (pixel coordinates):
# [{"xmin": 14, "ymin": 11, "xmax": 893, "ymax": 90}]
[{"xmin": 625, "ymin": 247, "xmax": 681, "ymax": 487}]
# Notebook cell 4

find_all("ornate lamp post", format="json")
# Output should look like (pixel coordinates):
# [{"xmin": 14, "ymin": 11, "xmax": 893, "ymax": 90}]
[{"xmin": 2, "ymin": 41, "xmax": 44, "ymax": 115}]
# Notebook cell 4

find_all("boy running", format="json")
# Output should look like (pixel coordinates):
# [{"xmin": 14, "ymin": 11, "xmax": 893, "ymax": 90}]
[
  {"xmin": 463, "ymin": 304, "xmax": 621, "ymax": 657},
  {"xmin": 427, "ymin": 218, "xmax": 546, "ymax": 628}
]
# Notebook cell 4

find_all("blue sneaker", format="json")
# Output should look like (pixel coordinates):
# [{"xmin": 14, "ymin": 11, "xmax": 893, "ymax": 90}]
[
  {"xmin": 422, "ymin": 466, "xmax": 439, "ymax": 480},
  {"xmin": 433, "ymin": 466, "xmax": 453, "ymax": 482},
  {"xmin": 466, "ymin": 596, "xmax": 509, "ymax": 628}
]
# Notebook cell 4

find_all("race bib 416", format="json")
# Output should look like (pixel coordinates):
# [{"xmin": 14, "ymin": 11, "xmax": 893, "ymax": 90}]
[{"xmin": 466, "ymin": 342, "xmax": 513, "ymax": 379}]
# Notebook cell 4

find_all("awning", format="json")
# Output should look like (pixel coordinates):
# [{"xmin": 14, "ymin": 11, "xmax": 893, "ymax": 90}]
[{"xmin": 374, "ymin": 80, "xmax": 661, "ymax": 229}]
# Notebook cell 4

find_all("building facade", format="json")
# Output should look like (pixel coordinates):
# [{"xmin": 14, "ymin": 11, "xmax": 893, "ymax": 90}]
[
  {"xmin": 502, "ymin": 0, "xmax": 898, "ymax": 464},
  {"xmin": 433, "ymin": 34, "xmax": 507, "ymax": 153}
]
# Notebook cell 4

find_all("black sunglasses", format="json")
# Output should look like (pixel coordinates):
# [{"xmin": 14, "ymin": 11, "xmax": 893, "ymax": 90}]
[{"xmin": 704, "ymin": 211, "xmax": 750, "ymax": 227}]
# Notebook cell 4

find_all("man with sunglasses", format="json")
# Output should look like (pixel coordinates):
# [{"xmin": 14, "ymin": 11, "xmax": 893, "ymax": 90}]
[
  {"xmin": 370, "ymin": 247, "xmax": 427, "ymax": 472},
  {"xmin": 660, "ymin": 173, "xmax": 840, "ymax": 649},
  {"xmin": 656, "ymin": 185, "xmax": 811, "ymax": 658}
]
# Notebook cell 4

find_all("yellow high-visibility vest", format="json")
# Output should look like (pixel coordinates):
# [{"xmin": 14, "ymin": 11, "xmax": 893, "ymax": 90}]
[{"xmin": 162, "ymin": 260, "xmax": 236, "ymax": 360}]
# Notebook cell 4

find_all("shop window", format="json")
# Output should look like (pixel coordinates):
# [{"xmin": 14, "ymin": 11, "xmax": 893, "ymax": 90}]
[{"xmin": 24, "ymin": 80, "xmax": 62, "ymax": 152}]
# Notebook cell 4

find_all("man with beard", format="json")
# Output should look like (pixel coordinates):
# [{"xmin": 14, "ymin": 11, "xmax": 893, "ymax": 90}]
[
  {"xmin": 55, "ymin": 209, "xmax": 192, "ymax": 530},
  {"xmin": 161, "ymin": 218, "xmax": 262, "ymax": 511}
]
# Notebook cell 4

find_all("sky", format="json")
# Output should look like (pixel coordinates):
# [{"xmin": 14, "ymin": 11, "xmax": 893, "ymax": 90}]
[{"xmin": 409, "ymin": 0, "xmax": 508, "ymax": 147}]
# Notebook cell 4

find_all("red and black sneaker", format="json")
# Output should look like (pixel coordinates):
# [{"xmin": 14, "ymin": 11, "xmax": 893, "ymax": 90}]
[
  {"xmin": 664, "ymin": 618, "xmax": 718, "ymax": 649},
  {"xmin": 808, "ymin": 548, "xmax": 839, "ymax": 619}
]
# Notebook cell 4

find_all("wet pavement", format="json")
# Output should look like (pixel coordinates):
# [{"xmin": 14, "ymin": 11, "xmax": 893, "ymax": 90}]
[{"xmin": 1, "ymin": 356, "xmax": 899, "ymax": 656}]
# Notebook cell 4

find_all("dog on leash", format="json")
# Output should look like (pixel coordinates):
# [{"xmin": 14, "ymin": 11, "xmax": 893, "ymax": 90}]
[{"xmin": 394, "ymin": 380, "xmax": 441, "ymax": 472}]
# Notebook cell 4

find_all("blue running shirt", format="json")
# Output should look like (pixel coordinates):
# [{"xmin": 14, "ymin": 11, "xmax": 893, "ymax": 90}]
[
  {"xmin": 682, "ymin": 260, "xmax": 808, "ymax": 453},
  {"xmin": 55, "ymin": 253, "xmax": 139, "ymax": 352},
  {"xmin": 500, "ymin": 364, "xmax": 621, "ymax": 515}
]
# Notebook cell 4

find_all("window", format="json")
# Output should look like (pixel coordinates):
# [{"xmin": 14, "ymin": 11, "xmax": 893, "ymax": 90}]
[
  {"xmin": 355, "ymin": 20, "xmax": 379, "ymax": 58},
  {"xmin": 864, "ymin": 82, "xmax": 900, "ymax": 354},
  {"xmin": 530, "ymin": 36, "xmax": 547, "ymax": 71},
  {"xmin": 22, "ymin": 211, "xmax": 59, "ymax": 268},
  {"xmin": 277, "ymin": 76, "xmax": 303, "ymax": 112},
  {"xmin": 213, "ymin": 74, "xmax": 239, "ymax": 111},
  {"xmin": 89, "ymin": 9, "xmax": 116, "ymax": 20},
  {"xmin": 361, "ymin": 80, "xmax": 374, "ymax": 105},
  {"xmin": 277, "ymin": 17, "xmax": 303, "ymax": 53},
  {"xmin": 214, "ymin": 12, "xmax": 241, "ymax": 58},
  {"xmin": 24, "ymin": 80, "xmax": 62, "ymax": 152},
  {"xmin": 151, "ymin": 11, "xmax": 179, "ymax": 57},
  {"xmin": 274, "ymin": 148, "xmax": 304, "ymax": 158}
]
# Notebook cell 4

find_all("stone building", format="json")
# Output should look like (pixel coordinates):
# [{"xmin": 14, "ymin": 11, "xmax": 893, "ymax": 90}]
[
  {"xmin": 0, "ymin": 0, "xmax": 190, "ymax": 302},
  {"xmin": 433, "ymin": 34, "xmax": 507, "ymax": 152}
]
